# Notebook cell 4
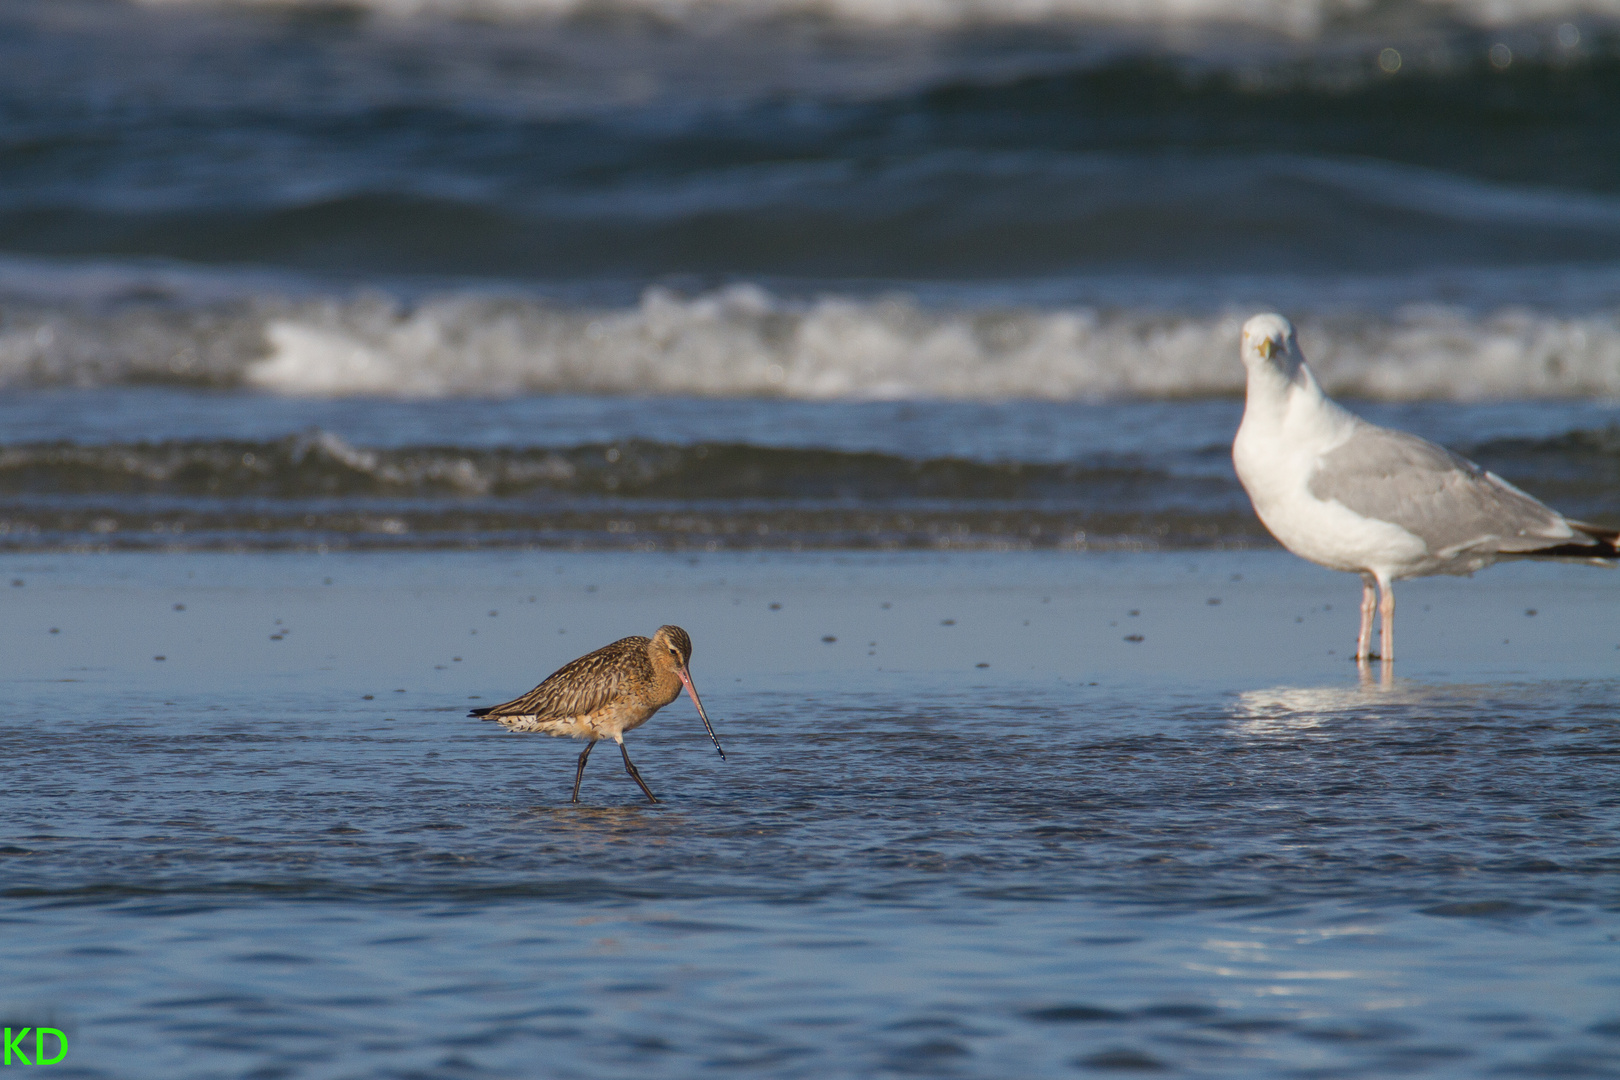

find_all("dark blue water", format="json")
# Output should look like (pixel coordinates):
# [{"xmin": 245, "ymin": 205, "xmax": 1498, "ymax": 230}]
[{"xmin": 4, "ymin": 2, "xmax": 1619, "ymax": 280}]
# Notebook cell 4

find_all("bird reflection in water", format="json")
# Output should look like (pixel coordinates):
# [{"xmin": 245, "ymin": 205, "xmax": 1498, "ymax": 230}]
[
  {"xmin": 1230, "ymin": 670, "xmax": 1405, "ymax": 736},
  {"xmin": 1355, "ymin": 655, "xmax": 1394, "ymax": 690}
]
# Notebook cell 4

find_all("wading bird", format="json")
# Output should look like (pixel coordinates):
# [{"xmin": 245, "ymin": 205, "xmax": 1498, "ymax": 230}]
[
  {"xmin": 470, "ymin": 625, "xmax": 724, "ymax": 803},
  {"xmin": 1233, "ymin": 313, "xmax": 1618, "ymax": 662}
]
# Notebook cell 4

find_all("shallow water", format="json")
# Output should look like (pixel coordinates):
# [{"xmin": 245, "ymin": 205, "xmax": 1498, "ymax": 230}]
[{"xmin": 3, "ymin": 550, "xmax": 1618, "ymax": 1078}]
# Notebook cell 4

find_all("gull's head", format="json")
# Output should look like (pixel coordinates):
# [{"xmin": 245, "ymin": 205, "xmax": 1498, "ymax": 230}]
[{"xmin": 1240, "ymin": 313, "xmax": 1298, "ymax": 372}]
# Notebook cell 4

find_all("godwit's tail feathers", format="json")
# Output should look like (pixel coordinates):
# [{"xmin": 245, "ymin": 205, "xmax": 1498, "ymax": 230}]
[
  {"xmin": 1520, "ymin": 521, "xmax": 1620, "ymax": 563},
  {"xmin": 470, "ymin": 697, "xmax": 538, "ymax": 720}
]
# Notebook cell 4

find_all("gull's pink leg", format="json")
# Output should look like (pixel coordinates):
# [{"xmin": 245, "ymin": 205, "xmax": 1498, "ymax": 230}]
[
  {"xmin": 1378, "ymin": 578, "xmax": 1395, "ymax": 663},
  {"xmin": 1357, "ymin": 577, "xmax": 1377, "ymax": 660}
]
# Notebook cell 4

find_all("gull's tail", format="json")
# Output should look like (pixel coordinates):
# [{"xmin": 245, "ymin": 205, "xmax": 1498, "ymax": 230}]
[{"xmin": 1521, "ymin": 522, "xmax": 1620, "ymax": 563}]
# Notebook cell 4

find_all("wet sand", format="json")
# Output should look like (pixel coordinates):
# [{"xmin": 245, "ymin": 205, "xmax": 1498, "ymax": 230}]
[{"xmin": 3, "ymin": 548, "xmax": 1616, "ymax": 696}]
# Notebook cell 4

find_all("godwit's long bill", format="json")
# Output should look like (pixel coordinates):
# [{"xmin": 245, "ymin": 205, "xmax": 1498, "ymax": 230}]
[
  {"xmin": 1232, "ymin": 313, "xmax": 1619, "ymax": 663},
  {"xmin": 469, "ymin": 625, "xmax": 724, "ymax": 804}
]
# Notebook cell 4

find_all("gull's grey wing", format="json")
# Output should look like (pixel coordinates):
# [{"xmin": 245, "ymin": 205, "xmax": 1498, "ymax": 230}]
[{"xmin": 1308, "ymin": 422, "xmax": 1574, "ymax": 557}]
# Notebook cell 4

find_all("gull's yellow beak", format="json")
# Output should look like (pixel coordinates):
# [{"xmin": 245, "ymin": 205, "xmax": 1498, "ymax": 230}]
[{"xmin": 1258, "ymin": 338, "xmax": 1276, "ymax": 360}]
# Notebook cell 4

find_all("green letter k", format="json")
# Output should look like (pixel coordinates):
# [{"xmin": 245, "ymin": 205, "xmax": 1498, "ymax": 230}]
[{"xmin": 3, "ymin": 1027, "xmax": 31, "ymax": 1065}]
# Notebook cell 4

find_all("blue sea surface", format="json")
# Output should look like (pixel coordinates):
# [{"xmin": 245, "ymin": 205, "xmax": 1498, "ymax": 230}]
[
  {"xmin": 2, "ymin": 550, "xmax": 1618, "ymax": 1078},
  {"xmin": 1, "ymin": 0, "xmax": 1619, "ymax": 401}
]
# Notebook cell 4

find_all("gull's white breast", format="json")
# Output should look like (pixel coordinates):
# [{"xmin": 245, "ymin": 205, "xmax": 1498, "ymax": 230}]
[{"xmin": 1233, "ymin": 384, "xmax": 1427, "ymax": 577}]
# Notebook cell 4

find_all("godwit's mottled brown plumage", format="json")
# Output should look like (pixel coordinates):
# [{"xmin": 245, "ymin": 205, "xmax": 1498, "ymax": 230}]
[{"xmin": 469, "ymin": 625, "xmax": 724, "ymax": 804}]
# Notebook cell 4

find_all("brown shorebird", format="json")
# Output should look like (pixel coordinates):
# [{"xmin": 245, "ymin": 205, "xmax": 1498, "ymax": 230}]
[{"xmin": 469, "ymin": 625, "xmax": 724, "ymax": 804}]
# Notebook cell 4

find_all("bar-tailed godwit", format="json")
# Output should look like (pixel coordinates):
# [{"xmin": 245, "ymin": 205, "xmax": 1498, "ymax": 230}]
[{"xmin": 469, "ymin": 625, "xmax": 724, "ymax": 803}]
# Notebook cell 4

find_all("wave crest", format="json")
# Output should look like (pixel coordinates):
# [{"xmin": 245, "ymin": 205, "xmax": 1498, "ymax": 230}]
[
  {"xmin": 5, "ymin": 282, "xmax": 1620, "ymax": 401},
  {"xmin": 245, "ymin": 287, "xmax": 1620, "ymax": 401}
]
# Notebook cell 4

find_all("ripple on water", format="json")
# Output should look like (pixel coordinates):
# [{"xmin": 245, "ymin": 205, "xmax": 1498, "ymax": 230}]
[{"xmin": 3, "ymin": 559, "xmax": 1619, "ymax": 1077}]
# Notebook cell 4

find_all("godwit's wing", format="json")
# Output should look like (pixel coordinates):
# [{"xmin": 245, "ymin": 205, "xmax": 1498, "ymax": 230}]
[{"xmin": 470, "ymin": 635, "xmax": 650, "ymax": 721}]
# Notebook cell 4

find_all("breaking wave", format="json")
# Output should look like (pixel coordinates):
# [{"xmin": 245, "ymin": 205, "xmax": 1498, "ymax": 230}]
[
  {"xmin": 0, "ymin": 432, "xmax": 1188, "ymax": 500},
  {"xmin": 6, "ymin": 426, "xmax": 1613, "ymax": 498},
  {"xmin": 0, "ymin": 430, "xmax": 1250, "ymax": 551},
  {"xmin": 3, "ymin": 282, "xmax": 1620, "ymax": 401},
  {"xmin": 0, "ymin": 424, "xmax": 1610, "ymax": 551}
]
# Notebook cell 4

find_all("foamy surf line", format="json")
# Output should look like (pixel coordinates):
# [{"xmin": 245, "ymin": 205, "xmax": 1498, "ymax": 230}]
[{"xmin": 3, "ymin": 282, "xmax": 1620, "ymax": 400}]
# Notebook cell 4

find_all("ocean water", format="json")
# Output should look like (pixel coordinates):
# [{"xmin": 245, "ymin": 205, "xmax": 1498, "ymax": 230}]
[
  {"xmin": 3, "ymin": 1, "xmax": 1620, "ymax": 1077},
  {"xmin": 0, "ymin": 390, "xmax": 1617, "ymax": 552},
  {"xmin": 3, "ymin": 0, "xmax": 1620, "ymax": 403},
  {"xmin": 3, "ymin": 550, "xmax": 1620, "ymax": 1079},
  {"xmin": 2, "ymin": 0, "xmax": 1619, "ymax": 552}
]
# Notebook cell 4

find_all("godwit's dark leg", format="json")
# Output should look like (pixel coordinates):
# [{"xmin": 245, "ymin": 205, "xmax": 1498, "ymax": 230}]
[
  {"xmin": 618, "ymin": 740, "xmax": 659, "ymax": 804},
  {"xmin": 572, "ymin": 740, "xmax": 596, "ymax": 803}
]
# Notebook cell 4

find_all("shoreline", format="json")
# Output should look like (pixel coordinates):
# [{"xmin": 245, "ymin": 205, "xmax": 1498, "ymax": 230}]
[{"xmin": 4, "ymin": 548, "xmax": 1615, "ymax": 692}]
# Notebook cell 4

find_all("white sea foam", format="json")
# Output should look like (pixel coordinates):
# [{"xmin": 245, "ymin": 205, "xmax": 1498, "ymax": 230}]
[
  {"xmin": 133, "ymin": 0, "xmax": 1620, "ymax": 34},
  {"xmin": 2, "ymin": 268, "xmax": 1618, "ymax": 401},
  {"xmin": 236, "ymin": 284, "xmax": 1620, "ymax": 400}
]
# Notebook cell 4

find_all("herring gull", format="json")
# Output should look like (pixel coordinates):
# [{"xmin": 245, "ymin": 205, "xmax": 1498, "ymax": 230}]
[{"xmin": 1232, "ymin": 313, "xmax": 1618, "ymax": 661}]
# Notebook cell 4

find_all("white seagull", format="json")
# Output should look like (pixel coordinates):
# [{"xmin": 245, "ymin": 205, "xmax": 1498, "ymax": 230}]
[{"xmin": 1233, "ymin": 313, "xmax": 1618, "ymax": 661}]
